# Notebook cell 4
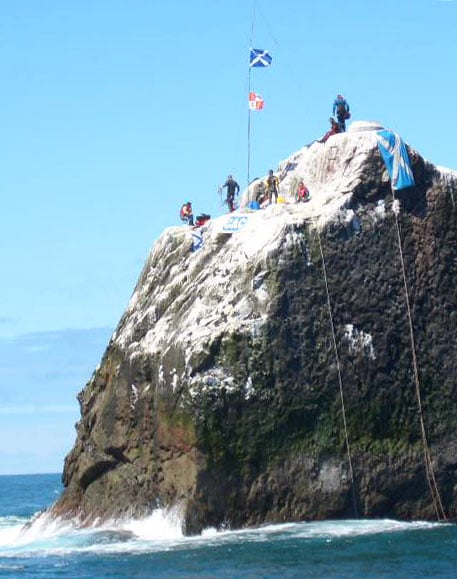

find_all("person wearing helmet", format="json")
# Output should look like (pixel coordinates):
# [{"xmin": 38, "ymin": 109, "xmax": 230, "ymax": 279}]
[
  {"xmin": 221, "ymin": 174, "xmax": 240, "ymax": 212},
  {"xmin": 332, "ymin": 94, "xmax": 350, "ymax": 132}
]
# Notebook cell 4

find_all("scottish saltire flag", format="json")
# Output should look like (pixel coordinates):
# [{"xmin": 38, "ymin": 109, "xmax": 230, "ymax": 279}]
[
  {"xmin": 191, "ymin": 228, "xmax": 204, "ymax": 252},
  {"xmin": 248, "ymin": 91, "xmax": 264, "ymax": 110},
  {"xmin": 377, "ymin": 130, "xmax": 415, "ymax": 190},
  {"xmin": 249, "ymin": 48, "xmax": 272, "ymax": 67}
]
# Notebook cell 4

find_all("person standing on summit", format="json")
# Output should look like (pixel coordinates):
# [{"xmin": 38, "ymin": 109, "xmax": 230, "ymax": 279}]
[
  {"xmin": 221, "ymin": 175, "xmax": 240, "ymax": 212},
  {"xmin": 333, "ymin": 94, "xmax": 350, "ymax": 132}
]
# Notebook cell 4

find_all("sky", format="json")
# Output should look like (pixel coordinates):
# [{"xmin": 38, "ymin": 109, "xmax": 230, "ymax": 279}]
[{"xmin": 0, "ymin": 0, "xmax": 456, "ymax": 475}]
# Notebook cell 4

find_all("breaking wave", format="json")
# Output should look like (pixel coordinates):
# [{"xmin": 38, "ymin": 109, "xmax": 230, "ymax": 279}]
[{"xmin": 0, "ymin": 508, "xmax": 445, "ymax": 558}]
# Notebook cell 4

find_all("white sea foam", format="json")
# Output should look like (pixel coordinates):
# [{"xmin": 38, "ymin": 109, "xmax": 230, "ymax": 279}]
[
  {"xmin": 197, "ymin": 518, "xmax": 442, "ymax": 545},
  {"xmin": 0, "ymin": 516, "xmax": 29, "ymax": 546},
  {"xmin": 0, "ymin": 511, "xmax": 446, "ymax": 558},
  {"xmin": 0, "ymin": 511, "xmax": 79, "ymax": 554},
  {"xmin": 0, "ymin": 507, "xmax": 185, "ymax": 557},
  {"xmin": 118, "ymin": 504, "xmax": 184, "ymax": 541}
]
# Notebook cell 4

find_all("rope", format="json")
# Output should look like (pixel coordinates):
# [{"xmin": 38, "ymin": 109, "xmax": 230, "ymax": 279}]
[
  {"xmin": 249, "ymin": 0, "xmax": 256, "ymax": 46},
  {"xmin": 316, "ymin": 227, "xmax": 359, "ymax": 518},
  {"xmin": 254, "ymin": 1, "xmax": 279, "ymax": 49},
  {"xmin": 391, "ymin": 197, "xmax": 447, "ymax": 521}
]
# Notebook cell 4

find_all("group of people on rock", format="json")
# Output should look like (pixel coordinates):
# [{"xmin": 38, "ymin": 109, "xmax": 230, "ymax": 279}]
[
  {"xmin": 180, "ymin": 168, "xmax": 308, "ymax": 226},
  {"xmin": 179, "ymin": 94, "xmax": 350, "ymax": 226},
  {"xmin": 180, "ymin": 175, "xmax": 241, "ymax": 226},
  {"xmin": 254, "ymin": 173, "xmax": 310, "ymax": 206}
]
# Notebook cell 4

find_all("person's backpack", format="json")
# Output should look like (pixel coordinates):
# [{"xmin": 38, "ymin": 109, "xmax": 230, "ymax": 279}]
[
  {"xmin": 195, "ymin": 213, "xmax": 211, "ymax": 226},
  {"xmin": 179, "ymin": 205, "xmax": 187, "ymax": 221},
  {"xmin": 337, "ymin": 102, "xmax": 347, "ymax": 117}
]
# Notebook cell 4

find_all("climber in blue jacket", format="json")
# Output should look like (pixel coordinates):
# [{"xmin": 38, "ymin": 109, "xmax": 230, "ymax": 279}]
[{"xmin": 332, "ymin": 94, "xmax": 350, "ymax": 132}]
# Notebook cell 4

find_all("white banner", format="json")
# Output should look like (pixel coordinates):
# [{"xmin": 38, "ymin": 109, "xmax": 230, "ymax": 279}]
[{"xmin": 220, "ymin": 215, "xmax": 249, "ymax": 233}]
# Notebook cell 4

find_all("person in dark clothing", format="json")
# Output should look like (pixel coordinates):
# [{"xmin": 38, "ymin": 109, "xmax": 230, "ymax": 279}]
[
  {"xmin": 221, "ymin": 175, "xmax": 240, "ymax": 212},
  {"xmin": 332, "ymin": 94, "xmax": 350, "ymax": 132},
  {"xmin": 265, "ymin": 169, "xmax": 280, "ymax": 204}
]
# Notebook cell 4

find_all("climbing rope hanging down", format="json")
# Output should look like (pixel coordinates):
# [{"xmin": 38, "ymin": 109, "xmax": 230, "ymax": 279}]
[
  {"xmin": 316, "ymin": 227, "xmax": 359, "ymax": 519},
  {"xmin": 391, "ymin": 197, "xmax": 447, "ymax": 522}
]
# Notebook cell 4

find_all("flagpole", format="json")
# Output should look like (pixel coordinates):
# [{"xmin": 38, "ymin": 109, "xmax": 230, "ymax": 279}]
[
  {"xmin": 247, "ymin": 1, "xmax": 256, "ymax": 190},
  {"xmin": 247, "ymin": 66, "xmax": 252, "ymax": 188}
]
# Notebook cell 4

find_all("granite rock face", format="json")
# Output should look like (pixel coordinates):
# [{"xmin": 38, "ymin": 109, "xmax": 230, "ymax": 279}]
[{"xmin": 52, "ymin": 124, "xmax": 457, "ymax": 532}]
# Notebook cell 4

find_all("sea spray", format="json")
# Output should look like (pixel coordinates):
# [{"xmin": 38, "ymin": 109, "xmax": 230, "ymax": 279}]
[
  {"xmin": 120, "ymin": 504, "xmax": 184, "ymax": 541},
  {"xmin": 0, "ymin": 505, "xmax": 186, "ymax": 557},
  {"xmin": 1, "ymin": 506, "xmax": 448, "ymax": 557},
  {"xmin": 1, "ymin": 474, "xmax": 456, "ymax": 578}
]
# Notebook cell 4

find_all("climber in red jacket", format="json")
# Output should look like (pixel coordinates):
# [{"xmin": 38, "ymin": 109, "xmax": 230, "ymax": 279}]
[
  {"xmin": 179, "ymin": 201, "xmax": 194, "ymax": 226},
  {"xmin": 319, "ymin": 117, "xmax": 341, "ymax": 143}
]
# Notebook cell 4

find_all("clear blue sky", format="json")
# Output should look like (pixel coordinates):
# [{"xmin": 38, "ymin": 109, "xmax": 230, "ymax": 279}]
[{"xmin": 0, "ymin": 0, "xmax": 455, "ymax": 474}]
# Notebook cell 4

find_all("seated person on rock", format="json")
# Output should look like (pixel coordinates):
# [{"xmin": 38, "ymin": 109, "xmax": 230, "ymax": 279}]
[
  {"xmin": 319, "ymin": 117, "xmax": 340, "ymax": 143},
  {"xmin": 254, "ymin": 181, "xmax": 269, "ymax": 206},
  {"xmin": 295, "ymin": 181, "xmax": 310, "ymax": 202},
  {"xmin": 179, "ymin": 201, "xmax": 194, "ymax": 226}
]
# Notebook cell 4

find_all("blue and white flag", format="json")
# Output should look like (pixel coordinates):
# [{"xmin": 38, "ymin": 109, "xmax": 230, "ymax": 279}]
[
  {"xmin": 249, "ymin": 48, "xmax": 272, "ymax": 67},
  {"xmin": 377, "ymin": 130, "xmax": 415, "ymax": 191},
  {"xmin": 191, "ymin": 228, "xmax": 204, "ymax": 252}
]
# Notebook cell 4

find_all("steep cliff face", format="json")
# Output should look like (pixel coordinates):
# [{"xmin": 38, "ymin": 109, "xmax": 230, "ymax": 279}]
[{"xmin": 52, "ymin": 122, "xmax": 457, "ymax": 533}]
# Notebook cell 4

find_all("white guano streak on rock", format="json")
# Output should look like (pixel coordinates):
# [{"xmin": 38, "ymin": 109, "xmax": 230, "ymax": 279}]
[
  {"xmin": 113, "ymin": 126, "xmax": 456, "ymax": 369},
  {"xmin": 114, "ymin": 129, "xmax": 380, "ymax": 359}
]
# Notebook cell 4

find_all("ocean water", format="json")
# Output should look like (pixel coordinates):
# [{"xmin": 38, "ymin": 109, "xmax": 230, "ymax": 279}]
[{"xmin": 0, "ymin": 474, "xmax": 455, "ymax": 578}]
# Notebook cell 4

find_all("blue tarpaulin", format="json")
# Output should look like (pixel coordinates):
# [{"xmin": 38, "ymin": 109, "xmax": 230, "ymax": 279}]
[{"xmin": 377, "ymin": 130, "xmax": 415, "ymax": 191}]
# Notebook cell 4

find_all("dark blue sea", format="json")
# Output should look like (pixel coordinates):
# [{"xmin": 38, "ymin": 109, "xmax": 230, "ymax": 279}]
[{"xmin": 0, "ymin": 474, "xmax": 456, "ymax": 578}]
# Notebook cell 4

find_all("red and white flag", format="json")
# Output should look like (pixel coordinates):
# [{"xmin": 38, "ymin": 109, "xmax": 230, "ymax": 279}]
[{"xmin": 248, "ymin": 91, "xmax": 264, "ymax": 110}]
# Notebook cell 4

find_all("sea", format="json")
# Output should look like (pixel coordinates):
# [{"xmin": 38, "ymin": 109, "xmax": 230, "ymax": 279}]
[{"xmin": 0, "ymin": 473, "xmax": 455, "ymax": 578}]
